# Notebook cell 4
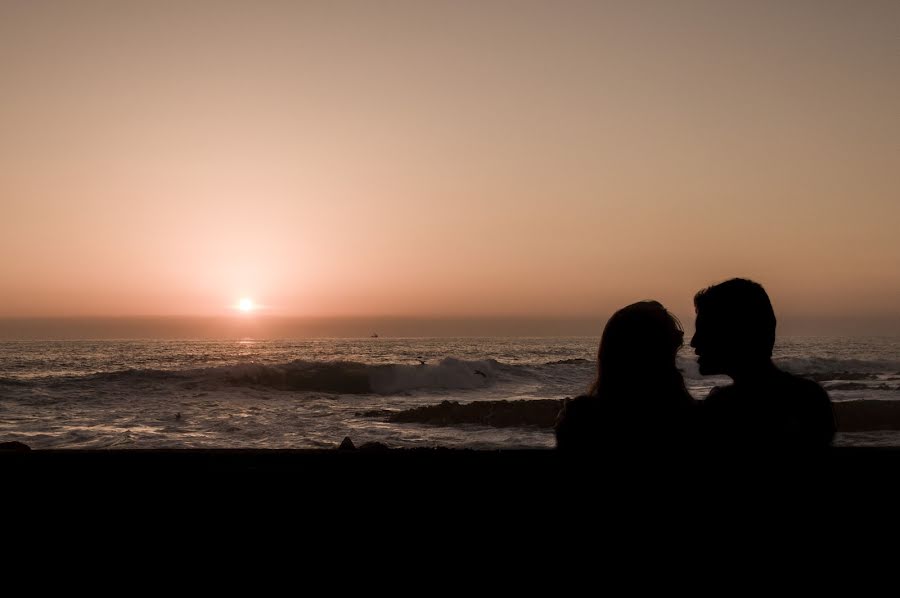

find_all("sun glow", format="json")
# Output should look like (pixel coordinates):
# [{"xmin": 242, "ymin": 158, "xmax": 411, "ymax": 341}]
[{"xmin": 237, "ymin": 298, "xmax": 255, "ymax": 312}]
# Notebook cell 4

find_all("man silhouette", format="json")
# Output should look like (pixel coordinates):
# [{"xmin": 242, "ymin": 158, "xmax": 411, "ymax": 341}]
[{"xmin": 691, "ymin": 278, "xmax": 836, "ymax": 449}]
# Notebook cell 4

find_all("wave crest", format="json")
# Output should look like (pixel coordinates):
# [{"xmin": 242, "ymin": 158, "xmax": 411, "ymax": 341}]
[{"xmin": 18, "ymin": 358, "xmax": 523, "ymax": 395}]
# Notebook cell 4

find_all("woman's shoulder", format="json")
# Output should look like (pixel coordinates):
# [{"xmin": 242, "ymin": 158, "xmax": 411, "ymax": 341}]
[
  {"xmin": 556, "ymin": 394, "xmax": 599, "ymax": 421},
  {"xmin": 558, "ymin": 394, "xmax": 603, "ymax": 418},
  {"xmin": 555, "ymin": 395, "xmax": 602, "ymax": 450},
  {"xmin": 562, "ymin": 394, "xmax": 597, "ymax": 408}
]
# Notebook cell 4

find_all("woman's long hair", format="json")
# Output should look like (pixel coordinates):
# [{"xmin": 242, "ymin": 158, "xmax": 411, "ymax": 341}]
[{"xmin": 589, "ymin": 301, "xmax": 690, "ymax": 405}]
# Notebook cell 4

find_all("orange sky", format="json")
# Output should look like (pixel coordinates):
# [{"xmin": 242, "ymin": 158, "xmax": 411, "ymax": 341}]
[{"xmin": 1, "ymin": 1, "xmax": 898, "ymax": 331}]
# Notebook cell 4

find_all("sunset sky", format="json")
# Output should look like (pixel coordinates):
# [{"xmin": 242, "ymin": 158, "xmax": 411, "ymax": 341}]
[{"xmin": 1, "ymin": 1, "xmax": 898, "ymax": 335}]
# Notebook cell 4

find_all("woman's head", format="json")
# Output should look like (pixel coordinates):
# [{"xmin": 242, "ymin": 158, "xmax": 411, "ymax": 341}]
[{"xmin": 590, "ymin": 301, "xmax": 686, "ymax": 398}]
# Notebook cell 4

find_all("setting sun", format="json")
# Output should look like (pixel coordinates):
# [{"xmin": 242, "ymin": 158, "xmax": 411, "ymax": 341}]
[{"xmin": 238, "ymin": 298, "xmax": 254, "ymax": 313}]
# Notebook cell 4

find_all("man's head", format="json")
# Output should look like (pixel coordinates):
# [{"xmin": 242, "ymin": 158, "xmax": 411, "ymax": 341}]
[{"xmin": 690, "ymin": 278, "xmax": 776, "ymax": 376}]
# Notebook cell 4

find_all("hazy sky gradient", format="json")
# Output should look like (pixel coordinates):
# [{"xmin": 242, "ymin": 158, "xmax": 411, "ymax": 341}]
[{"xmin": 2, "ymin": 1, "xmax": 898, "ymax": 332}]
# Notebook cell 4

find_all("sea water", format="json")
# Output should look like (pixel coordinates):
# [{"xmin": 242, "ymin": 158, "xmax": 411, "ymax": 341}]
[{"xmin": 1, "ymin": 337, "xmax": 898, "ymax": 449}]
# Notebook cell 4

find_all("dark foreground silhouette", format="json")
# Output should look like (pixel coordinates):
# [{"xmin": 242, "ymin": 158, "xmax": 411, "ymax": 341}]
[
  {"xmin": 4, "ymin": 443, "xmax": 899, "ymax": 501},
  {"xmin": 4, "ymin": 432, "xmax": 900, "ymax": 516}
]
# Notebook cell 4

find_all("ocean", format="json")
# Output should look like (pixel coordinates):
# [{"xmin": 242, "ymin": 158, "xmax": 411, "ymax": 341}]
[{"xmin": 1, "ymin": 337, "xmax": 898, "ymax": 449}]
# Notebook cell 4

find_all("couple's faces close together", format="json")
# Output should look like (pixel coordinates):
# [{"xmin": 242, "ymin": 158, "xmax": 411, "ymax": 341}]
[{"xmin": 691, "ymin": 312, "xmax": 732, "ymax": 377}]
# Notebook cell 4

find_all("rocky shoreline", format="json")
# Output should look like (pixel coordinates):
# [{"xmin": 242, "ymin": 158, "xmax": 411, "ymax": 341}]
[{"xmin": 364, "ymin": 398, "xmax": 900, "ymax": 433}]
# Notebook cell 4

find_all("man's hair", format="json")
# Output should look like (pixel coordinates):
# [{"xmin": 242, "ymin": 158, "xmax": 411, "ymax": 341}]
[{"xmin": 694, "ymin": 278, "xmax": 776, "ymax": 357}]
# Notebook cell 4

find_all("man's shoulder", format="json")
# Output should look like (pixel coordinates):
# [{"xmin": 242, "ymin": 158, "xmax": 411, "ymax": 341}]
[
  {"xmin": 775, "ymin": 370, "xmax": 831, "ymax": 401},
  {"xmin": 705, "ymin": 371, "xmax": 830, "ymax": 400}
]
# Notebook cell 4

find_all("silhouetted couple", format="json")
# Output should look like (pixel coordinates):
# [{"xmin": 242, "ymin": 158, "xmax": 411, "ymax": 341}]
[{"xmin": 555, "ymin": 278, "xmax": 836, "ymax": 453}]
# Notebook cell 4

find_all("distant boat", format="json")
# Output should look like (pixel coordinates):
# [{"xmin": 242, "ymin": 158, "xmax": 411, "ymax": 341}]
[{"xmin": 370, "ymin": 332, "xmax": 379, "ymax": 338}]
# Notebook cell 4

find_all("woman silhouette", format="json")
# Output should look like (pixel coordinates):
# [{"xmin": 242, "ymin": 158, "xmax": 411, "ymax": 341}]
[{"xmin": 555, "ymin": 301, "xmax": 695, "ymax": 452}]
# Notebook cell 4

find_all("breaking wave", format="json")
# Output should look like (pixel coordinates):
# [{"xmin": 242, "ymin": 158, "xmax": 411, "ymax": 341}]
[
  {"xmin": 4, "ymin": 354, "xmax": 898, "ymax": 397},
  {"xmin": 10, "ymin": 358, "xmax": 536, "ymax": 396}
]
